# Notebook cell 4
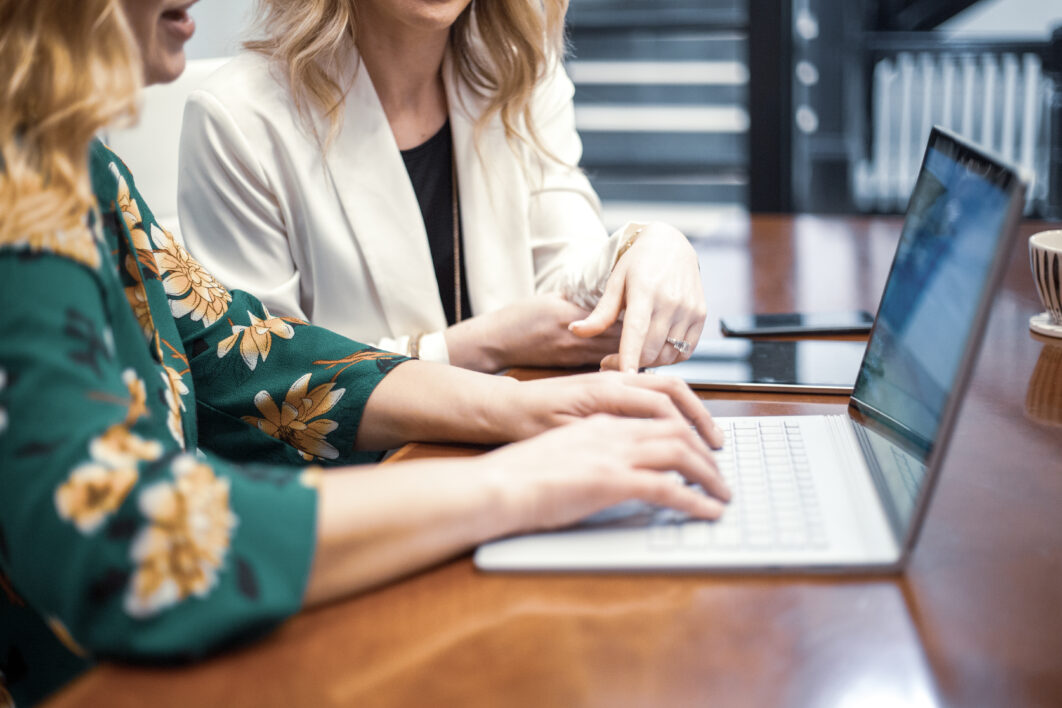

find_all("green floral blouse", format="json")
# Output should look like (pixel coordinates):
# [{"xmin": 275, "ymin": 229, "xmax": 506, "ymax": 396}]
[{"xmin": 0, "ymin": 141, "xmax": 408, "ymax": 705}]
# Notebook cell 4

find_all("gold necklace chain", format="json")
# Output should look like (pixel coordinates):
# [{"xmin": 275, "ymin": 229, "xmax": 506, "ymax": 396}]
[{"xmin": 451, "ymin": 154, "xmax": 461, "ymax": 323}]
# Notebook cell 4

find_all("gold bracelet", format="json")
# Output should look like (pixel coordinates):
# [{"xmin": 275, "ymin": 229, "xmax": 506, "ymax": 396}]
[{"xmin": 613, "ymin": 222, "xmax": 647, "ymax": 269}]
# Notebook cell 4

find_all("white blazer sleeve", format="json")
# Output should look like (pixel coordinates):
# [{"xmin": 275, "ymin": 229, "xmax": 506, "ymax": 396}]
[
  {"xmin": 177, "ymin": 89, "xmax": 307, "ymax": 322},
  {"xmin": 527, "ymin": 61, "xmax": 631, "ymax": 311}
]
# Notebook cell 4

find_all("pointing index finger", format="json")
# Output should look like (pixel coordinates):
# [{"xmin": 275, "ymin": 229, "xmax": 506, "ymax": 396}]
[{"xmin": 618, "ymin": 296, "xmax": 652, "ymax": 373}]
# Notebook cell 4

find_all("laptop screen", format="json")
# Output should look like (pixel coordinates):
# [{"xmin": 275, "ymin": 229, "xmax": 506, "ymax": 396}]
[{"xmin": 850, "ymin": 128, "xmax": 1021, "ymax": 530}]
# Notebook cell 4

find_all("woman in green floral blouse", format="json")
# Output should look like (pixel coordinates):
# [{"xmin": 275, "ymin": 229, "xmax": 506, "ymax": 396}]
[{"xmin": 0, "ymin": 0, "xmax": 730, "ymax": 703}]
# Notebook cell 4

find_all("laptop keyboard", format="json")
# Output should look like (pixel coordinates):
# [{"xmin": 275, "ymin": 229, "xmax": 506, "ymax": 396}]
[{"xmin": 647, "ymin": 418, "xmax": 827, "ymax": 551}]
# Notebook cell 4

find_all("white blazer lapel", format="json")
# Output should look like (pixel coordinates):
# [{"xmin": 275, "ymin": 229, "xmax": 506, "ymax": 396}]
[
  {"xmin": 444, "ymin": 54, "xmax": 535, "ymax": 317},
  {"xmin": 322, "ymin": 50, "xmax": 447, "ymax": 333}
]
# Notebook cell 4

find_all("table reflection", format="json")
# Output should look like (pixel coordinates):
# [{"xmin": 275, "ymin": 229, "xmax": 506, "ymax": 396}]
[{"xmin": 1025, "ymin": 340, "xmax": 1062, "ymax": 427}]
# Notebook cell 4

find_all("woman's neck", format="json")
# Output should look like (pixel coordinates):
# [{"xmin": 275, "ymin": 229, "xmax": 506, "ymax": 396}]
[{"xmin": 355, "ymin": 10, "xmax": 450, "ymax": 150}]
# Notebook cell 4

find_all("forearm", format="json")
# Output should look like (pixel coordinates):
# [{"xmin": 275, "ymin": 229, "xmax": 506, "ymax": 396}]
[
  {"xmin": 354, "ymin": 359, "xmax": 523, "ymax": 449},
  {"xmin": 443, "ymin": 313, "xmax": 508, "ymax": 372},
  {"xmin": 303, "ymin": 457, "xmax": 513, "ymax": 605}
]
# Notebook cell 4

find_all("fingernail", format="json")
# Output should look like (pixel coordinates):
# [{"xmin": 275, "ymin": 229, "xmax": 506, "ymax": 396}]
[
  {"xmin": 569, "ymin": 320, "xmax": 586, "ymax": 331},
  {"xmin": 703, "ymin": 499, "xmax": 725, "ymax": 518}
]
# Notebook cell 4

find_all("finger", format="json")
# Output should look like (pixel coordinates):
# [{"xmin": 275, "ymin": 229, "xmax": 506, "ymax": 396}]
[
  {"xmin": 599, "ymin": 352, "xmax": 620, "ymax": 371},
  {"xmin": 569, "ymin": 272, "xmax": 626, "ymax": 338},
  {"xmin": 617, "ymin": 294, "xmax": 653, "ymax": 374},
  {"xmin": 621, "ymin": 469, "xmax": 726, "ymax": 519},
  {"xmin": 650, "ymin": 325, "xmax": 688, "ymax": 368},
  {"xmin": 643, "ymin": 302, "xmax": 704, "ymax": 368},
  {"xmin": 628, "ymin": 434, "xmax": 730, "ymax": 503},
  {"xmin": 621, "ymin": 373, "xmax": 724, "ymax": 448},
  {"xmin": 679, "ymin": 313, "xmax": 705, "ymax": 362},
  {"xmin": 621, "ymin": 414, "xmax": 715, "ymax": 460},
  {"xmin": 596, "ymin": 319, "xmax": 650, "ymax": 371},
  {"xmin": 635, "ymin": 307, "xmax": 675, "ymax": 369},
  {"xmin": 587, "ymin": 385, "xmax": 688, "ymax": 426}
]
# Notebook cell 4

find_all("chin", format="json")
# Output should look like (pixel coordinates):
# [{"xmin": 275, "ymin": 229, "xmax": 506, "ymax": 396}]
[{"xmin": 146, "ymin": 54, "xmax": 187, "ymax": 86}]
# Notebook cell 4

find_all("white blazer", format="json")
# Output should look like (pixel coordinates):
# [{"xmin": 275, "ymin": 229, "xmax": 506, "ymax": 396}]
[{"xmin": 177, "ymin": 49, "xmax": 627, "ymax": 363}]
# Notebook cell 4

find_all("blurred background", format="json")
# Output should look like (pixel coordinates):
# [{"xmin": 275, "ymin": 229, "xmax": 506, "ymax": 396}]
[{"xmin": 183, "ymin": 0, "xmax": 1062, "ymax": 235}]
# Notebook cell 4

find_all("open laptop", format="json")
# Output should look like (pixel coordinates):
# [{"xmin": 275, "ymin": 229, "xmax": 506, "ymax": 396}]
[{"xmin": 475, "ymin": 127, "xmax": 1026, "ymax": 573}]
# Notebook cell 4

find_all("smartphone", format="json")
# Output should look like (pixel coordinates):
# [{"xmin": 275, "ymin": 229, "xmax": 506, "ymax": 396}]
[
  {"xmin": 719, "ymin": 310, "xmax": 874, "ymax": 337},
  {"xmin": 652, "ymin": 338, "xmax": 866, "ymax": 393}
]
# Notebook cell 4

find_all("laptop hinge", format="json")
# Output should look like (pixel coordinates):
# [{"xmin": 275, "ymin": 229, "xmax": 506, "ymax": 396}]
[{"xmin": 848, "ymin": 420, "xmax": 908, "ymax": 548}]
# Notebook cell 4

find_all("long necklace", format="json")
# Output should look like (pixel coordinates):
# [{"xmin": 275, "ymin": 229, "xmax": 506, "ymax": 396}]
[{"xmin": 451, "ymin": 155, "xmax": 462, "ymax": 323}]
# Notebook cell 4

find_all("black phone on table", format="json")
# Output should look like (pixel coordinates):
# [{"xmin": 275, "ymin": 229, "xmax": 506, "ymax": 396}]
[
  {"xmin": 719, "ymin": 310, "xmax": 874, "ymax": 337},
  {"xmin": 652, "ymin": 338, "xmax": 866, "ymax": 393}
]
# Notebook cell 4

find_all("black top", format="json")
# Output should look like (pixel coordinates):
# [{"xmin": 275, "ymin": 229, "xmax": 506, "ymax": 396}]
[{"xmin": 399, "ymin": 120, "xmax": 472, "ymax": 326}]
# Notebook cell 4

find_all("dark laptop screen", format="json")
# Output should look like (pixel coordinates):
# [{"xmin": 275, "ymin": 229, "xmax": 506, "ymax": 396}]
[
  {"xmin": 850, "ymin": 130, "xmax": 1021, "ymax": 532},
  {"xmin": 850, "ymin": 129, "xmax": 1020, "ymax": 529}
]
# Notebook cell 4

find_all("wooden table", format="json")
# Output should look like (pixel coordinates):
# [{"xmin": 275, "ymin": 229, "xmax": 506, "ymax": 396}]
[{"xmin": 48, "ymin": 216, "xmax": 1062, "ymax": 708}]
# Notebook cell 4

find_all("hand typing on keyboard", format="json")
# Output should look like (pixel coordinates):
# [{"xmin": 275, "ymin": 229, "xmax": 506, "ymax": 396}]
[
  {"xmin": 643, "ymin": 419, "xmax": 828, "ymax": 550},
  {"xmin": 478, "ymin": 412, "xmax": 732, "ymax": 534}
]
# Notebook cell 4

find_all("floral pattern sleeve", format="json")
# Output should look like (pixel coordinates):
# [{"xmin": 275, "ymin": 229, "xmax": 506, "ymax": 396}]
[
  {"xmin": 0, "ymin": 141, "xmax": 408, "ymax": 705},
  {"xmin": 0, "ymin": 249, "xmax": 316, "ymax": 667},
  {"xmin": 101, "ymin": 150, "xmax": 408, "ymax": 467}
]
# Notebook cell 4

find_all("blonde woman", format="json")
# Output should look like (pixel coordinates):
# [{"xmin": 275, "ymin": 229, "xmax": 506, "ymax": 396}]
[
  {"xmin": 0, "ymin": 0, "xmax": 728, "ymax": 702},
  {"xmin": 177, "ymin": 0, "xmax": 706, "ymax": 373}
]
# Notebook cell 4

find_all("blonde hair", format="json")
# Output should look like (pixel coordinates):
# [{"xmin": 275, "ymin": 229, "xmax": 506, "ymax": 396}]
[
  {"xmin": 0, "ymin": 0, "xmax": 140, "ymax": 246},
  {"xmin": 246, "ymin": 0, "xmax": 568, "ymax": 159}
]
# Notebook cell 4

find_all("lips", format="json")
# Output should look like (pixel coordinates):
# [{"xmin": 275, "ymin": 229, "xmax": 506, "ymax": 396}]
[{"xmin": 160, "ymin": 2, "xmax": 197, "ymax": 41}]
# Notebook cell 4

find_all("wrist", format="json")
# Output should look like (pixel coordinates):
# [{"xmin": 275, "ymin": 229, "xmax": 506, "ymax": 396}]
[
  {"xmin": 444, "ymin": 312, "xmax": 510, "ymax": 372},
  {"xmin": 471, "ymin": 450, "xmax": 530, "ymax": 538},
  {"xmin": 612, "ymin": 221, "xmax": 648, "ymax": 269},
  {"xmin": 442, "ymin": 371, "xmax": 526, "ymax": 445},
  {"xmin": 482, "ymin": 376, "xmax": 532, "ymax": 442}
]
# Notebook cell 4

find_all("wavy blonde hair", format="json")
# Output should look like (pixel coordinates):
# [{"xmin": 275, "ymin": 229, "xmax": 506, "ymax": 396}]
[
  {"xmin": 0, "ymin": 0, "xmax": 140, "ymax": 245},
  {"xmin": 246, "ymin": 0, "xmax": 568, "ymax": 159}
]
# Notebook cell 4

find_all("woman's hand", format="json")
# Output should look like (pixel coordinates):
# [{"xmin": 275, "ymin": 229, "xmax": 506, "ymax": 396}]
[
  {"xmin": 481, "ymin": 413, "xmax": 731, "ymax": 534},
  {"xmin": 505, "ymin": 370, "xmax": 725, "ymax": 449},
  {"xmin": 358, "ymin": 358, "xmax": 723, "ymax": 454},
  {"xmin": 569, "ymin": 222, "xmax": 706, "ymax": 373},
  {"xmin": 319, "ymin": 367, "xmax": 729, "ymax": 603},
  {"xmin": 445, "ymin": 294, "xmax": 622, "ymax": 372},
  {"xmin": 308, "ymin": 409, "xmax": 730, "ymax": 605}
]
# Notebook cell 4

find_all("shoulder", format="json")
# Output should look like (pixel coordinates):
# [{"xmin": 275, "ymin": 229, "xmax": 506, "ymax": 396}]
[
  {"xmin": 183, "ymin": 52, "xmax": 319, "ymax": 161},
  {"xmin": 89, "ymin": 139, "xmax": 129, "ymax": 198},
  {"xmin": 531, "ymin": 56, "xmax": 575, "ymax": 113},
  {"xmin": 0, "ymin": 211, "xmax": 106, "ymax": 274},
  {"xmin": 89, "ymin": 140, "xmax": 161, "ymax": 230},
  {"xmin": 189, "ymin": 52, "xmax": 297, "ymax": 127},
  {"xmin": 0, "ymin": 142, "xmax": 113, "ymax": 270}
]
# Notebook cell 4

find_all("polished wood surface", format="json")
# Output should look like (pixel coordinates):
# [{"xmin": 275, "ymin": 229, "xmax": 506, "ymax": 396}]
[{"xmin": 47, "ymin": 217, "xmax": 1062, "ymax": 708}]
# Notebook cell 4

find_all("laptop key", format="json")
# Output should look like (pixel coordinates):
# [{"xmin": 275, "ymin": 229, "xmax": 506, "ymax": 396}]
[
  {"xmin": 681, "ymin": 521, "xmax": 711, "ymax": 547},
  {"xmin": 649, "ymin": 524, "xmax": 680, "ymax": 548}
]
